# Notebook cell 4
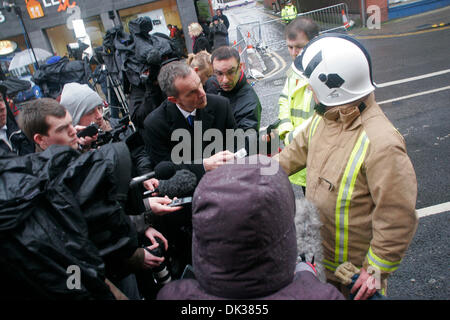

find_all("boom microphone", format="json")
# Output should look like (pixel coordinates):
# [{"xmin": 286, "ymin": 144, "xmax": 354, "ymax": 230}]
[{"xmin": 157, "ymin": 169, "xmax": 198, "ymax": 198}]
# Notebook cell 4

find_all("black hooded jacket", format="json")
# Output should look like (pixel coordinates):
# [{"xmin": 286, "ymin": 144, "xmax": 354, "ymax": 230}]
[
  {"xmin": 0, "ymin": 143, "xmax": 139, "ymax": 298},
  {"xmin": 127, "ymin": 17, "xmax": 180, "ymax": 85}
]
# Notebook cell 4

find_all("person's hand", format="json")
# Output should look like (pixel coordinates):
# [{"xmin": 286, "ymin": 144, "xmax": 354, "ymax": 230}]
[
  {"xmin": 146, "ymin": 196, "xmax": 183, "ymax": 216},
  {"xmin": 145, "ymin": 227, "xmax": 168, "ymax": 251},
  {"xmin": 351, "ymin": 267, "xmax": 378, "ymax": 300},
  {"xmin": 142, "ymin": 243, "xmax": 165, "ymax": 269},
  {"xmin": 261, "ymin": 131, "xmax": 276, "ymax": 142},
  {"xmin": 203, "ymin": 150, "xmax": 235, "ymax": 171},
  {"xmin": 74, "ymin": 125, "xmax": 98, "ymax": 148},
  {"xmin": 143, "ymin": 178, "xmax": 159, "ymax": 195},
  {"xmin": 78, "ymin": 134, "xmax": 98, "ymax": 148}
]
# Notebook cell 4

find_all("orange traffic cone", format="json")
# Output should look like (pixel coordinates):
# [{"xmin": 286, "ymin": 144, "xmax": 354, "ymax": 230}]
[{"xmin": 341, "ymin": 9, "xmax": 350, "ymax": 29}]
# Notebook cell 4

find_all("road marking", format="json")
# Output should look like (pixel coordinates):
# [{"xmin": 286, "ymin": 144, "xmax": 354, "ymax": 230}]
[
  {"xmin": 417, "ymin": 202, "xmax": 450, "ymax": 218},
  {"xmin": 377, "ymin": 69, "xmax": 450, "ymax": 88},
  {"xmin": 262, "ymin": 50, "xmax": 287, "ymax": 80},
  {"xmin": 353, "ymin": 25, "xmax": 450, "ymax": 39},
  {"xmin": 378, "ymin": 86, "xmax": 450, "ymax": 105}
]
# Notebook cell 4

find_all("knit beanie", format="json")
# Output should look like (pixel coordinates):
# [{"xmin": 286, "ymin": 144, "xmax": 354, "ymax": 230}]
[{"xmin": 60, "ymin": 83, "xmax": 103, "ymax": 126}]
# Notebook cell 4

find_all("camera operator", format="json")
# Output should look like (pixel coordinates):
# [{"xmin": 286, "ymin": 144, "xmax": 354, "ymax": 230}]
[
  {"xmin": 60, "ymin": 82, "xmax": 112, "ymax": 131},
  {"xmin": 125, "ymin": 16, "xmax": 181, "ymax": 130},
  {"xmin": 19, "ymin": 98, "xmax": 172, "ymax": 299}
]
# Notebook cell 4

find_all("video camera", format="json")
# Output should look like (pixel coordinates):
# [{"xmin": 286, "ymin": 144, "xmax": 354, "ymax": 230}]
[
  {"xmin": 94, "ymin": 116, "xmax": 131, "ymax": 147},
  {"xmin": 67, "ymin": 41, "xmax": 89, "ymax": 61}
]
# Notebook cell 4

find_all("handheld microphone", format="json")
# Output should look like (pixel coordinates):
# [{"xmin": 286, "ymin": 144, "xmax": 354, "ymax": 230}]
[{"xmin": 129, "ymin": 161, "xmax": 178, "ymax": 189}]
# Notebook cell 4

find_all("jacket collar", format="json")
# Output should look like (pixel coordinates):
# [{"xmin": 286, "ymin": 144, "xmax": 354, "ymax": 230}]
[
  {"xmin": 322, "ymin": 93, "xmax": 375, "ymax": 130},
  {"xmin": 165, "ymin": 96, "xmax": 215, "ymax": 131}
]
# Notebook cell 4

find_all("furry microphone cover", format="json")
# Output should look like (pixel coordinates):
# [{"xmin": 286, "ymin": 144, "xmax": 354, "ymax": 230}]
[{"xmin": 295, "ymin": 198, "xmax": 326, "ymax": 282}]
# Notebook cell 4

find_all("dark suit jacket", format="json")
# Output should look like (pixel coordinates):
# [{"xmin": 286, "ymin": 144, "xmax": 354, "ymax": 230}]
[{"xmin": 142, "ymin": 94, "xmax": 237, "ymax": 180}]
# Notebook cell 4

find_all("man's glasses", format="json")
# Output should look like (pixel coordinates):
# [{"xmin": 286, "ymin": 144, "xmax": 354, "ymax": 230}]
[{"xmin": 214, "ymin": 67, "xmax": 239, "ymax": 78}]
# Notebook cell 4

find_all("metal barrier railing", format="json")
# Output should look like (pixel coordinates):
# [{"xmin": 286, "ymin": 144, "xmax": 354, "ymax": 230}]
[
  {"xmin": 232, "ymin": 27, "xmax": 252, "ymax": 77},
  {"xmin": 237, "ymin": 3, "xmax": 350, "ymax": 52}
]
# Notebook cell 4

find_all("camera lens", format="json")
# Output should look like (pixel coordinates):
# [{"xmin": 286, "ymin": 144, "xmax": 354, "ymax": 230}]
[{"xmin": 147, "ymin": 238, "xmax": 171, "ymax": 285}]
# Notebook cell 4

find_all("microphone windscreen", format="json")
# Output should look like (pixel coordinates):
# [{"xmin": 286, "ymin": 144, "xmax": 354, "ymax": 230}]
[
  {"xmin": 158, "ymin": 169, "xmax": 198, "ymax": 198},
  {"xmin": 154, "ymin": 161, "xmax": 177, "ymax": 180}
]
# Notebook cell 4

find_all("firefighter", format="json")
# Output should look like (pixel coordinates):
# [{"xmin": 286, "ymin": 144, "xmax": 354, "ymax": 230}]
[{"xmin": 274, "ymin": 34, "xmax": 418, "ymax": 299}]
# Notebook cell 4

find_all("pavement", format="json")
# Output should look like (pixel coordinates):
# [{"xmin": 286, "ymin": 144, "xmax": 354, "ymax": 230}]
[{"xmin": 349, "ymin": 5, "xmax": 450, "ymax": 37}]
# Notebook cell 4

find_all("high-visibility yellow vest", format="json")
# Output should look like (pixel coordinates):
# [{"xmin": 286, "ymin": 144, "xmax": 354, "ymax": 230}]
[
  {"xmin": 282, "ymin": 5, "xmax": 297, "ymax": 22},
  {"xmin": 277, "ymin": 66, "xmax": 315, "ymax": 186}
]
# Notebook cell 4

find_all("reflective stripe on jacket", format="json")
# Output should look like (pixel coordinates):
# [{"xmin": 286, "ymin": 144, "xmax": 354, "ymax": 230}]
[
  {"xmin": 277, "ymin": 66, "xmax": 315, "ymax": 186},
  {"xmin": 275, "ymin": 93, "xmax": 418, "ymax": 283}
]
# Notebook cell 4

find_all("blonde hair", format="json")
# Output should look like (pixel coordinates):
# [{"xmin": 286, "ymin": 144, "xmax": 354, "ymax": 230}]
[
  {"xmin": 188, "ymin": 22, "xmax": 204, "ymax": 37},
  {"xmin": 187, "ymin": 50, "xmax": 212, "ymax": 71},
  {"xmin": 187, "ymin": 50, "xmax": 213, "ymax": 83}
]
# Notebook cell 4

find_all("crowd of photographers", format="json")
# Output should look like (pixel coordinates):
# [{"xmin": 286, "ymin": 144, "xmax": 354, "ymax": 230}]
[{"xmin": 0, "ymin": 12, "xmax": 418, "ymax": 301}]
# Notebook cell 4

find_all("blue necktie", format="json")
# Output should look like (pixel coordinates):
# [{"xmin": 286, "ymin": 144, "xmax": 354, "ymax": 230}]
[{"xmin": 187, "ymin": 115, "xmax": 194, "ymax": 127}]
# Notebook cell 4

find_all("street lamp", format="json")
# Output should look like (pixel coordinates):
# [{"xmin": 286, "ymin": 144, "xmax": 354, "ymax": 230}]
[{"xmin": 2, "ymin": 1, "xmax": 39, "ymax": 70}]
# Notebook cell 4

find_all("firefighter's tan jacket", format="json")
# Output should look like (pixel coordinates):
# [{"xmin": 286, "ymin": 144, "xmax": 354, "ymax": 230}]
[{"xmin": 274, "ymin": 93, "xmax": 418, "ymax": 282}]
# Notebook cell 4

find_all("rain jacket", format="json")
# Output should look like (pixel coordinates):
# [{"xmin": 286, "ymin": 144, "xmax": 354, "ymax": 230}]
[
  {"xmin": 0, "ymin": 143, "xmax": 140, "ymax": 298},
  {"xmin": 32, "ymin": 56, "xmax": 90, "ymax": 99},
  {"xmin": 126, "ymin": 17, "xmax": 179, "ymax": 129},
  {"xmin": 157, "ymin": 155, "xmax": 344, "ymax": 300},
  {"xmin": 275, "ymin": 93, "xmax": 418, "ymax": 283},
  {"xmin": 127, "ymin": 17, "xmax": 180, "ymax": 86},
  {"xmin": 277, "ymin": 66, "xmax": 315, "ymax": 187}
]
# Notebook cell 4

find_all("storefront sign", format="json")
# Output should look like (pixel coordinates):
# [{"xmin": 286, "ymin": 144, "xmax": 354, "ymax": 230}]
[
  {"xmin": 41, "ymin": 0, "xmax": 77, "ymax": 12},
  {"xmin": 0, "ymin": 40, "xmax": 18, "ymax": 56},
  {"xmin": 26, "ymin": 0, "xmax": 45, "ymax": 19}
]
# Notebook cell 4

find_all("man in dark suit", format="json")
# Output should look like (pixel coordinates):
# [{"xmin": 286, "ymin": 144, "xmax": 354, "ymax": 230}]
[
  {"xmin": 142, "ymin": 61, "xmax": 237, "ymax": 181},
  {"xmin": 141, "ymin": 62, "xmax": 237, "ymax": 277}
]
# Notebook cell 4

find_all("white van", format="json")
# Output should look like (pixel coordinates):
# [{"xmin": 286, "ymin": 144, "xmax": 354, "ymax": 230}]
[{"xmin": 213, "ymin": 0, "xmax": 255, "ymax": 11}]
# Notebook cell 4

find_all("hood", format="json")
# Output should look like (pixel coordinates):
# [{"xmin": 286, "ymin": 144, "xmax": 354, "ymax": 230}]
[
  {"xmin": 192, "ymin": 155, "xmax": 297, "ymax": 299},
  {"xmin": 129, "ymin": 16, "xmax": 153, "ymax": 37},
  {"xmin": 60, "ymin": 82, "xmax": 103, "ymax": 126}
]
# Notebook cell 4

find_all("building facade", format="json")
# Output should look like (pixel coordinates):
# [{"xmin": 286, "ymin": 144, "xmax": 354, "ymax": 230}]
[{"xmin": 0, "ymin": 0, "xmax": 200, "ymax": 75}]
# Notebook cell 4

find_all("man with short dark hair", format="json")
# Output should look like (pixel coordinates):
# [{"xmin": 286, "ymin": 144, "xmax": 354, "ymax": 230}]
[
  {"xmin": 19, "ymin": 98, "xmax": 91, "ymax": 152},
  {"xmin": 211, "ymin": 46, "xmax": 261, "ymax": 132},
  {"xmin": 215, "ymin": 8, "xmax": 230, "ymax": 45}
]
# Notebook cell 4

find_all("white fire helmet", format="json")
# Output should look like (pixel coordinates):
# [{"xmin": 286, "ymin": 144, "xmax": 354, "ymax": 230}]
[{"xmin": 292, "ymin": 33, "xmax": 376, "ymax": 107}]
